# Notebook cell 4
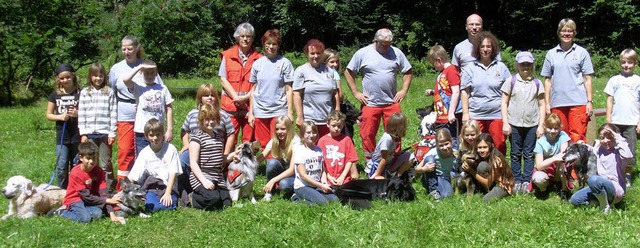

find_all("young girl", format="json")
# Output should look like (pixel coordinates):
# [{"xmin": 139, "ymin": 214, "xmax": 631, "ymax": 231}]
[
  {"xmin": 78, "ymin": 62, "xmax": 117, "ymax": 191},
  {"xmin": 461, "ymin": 133, "xmax": 514, "ymax": 202},
  {"xmin": 261, "ymin": 115, "xmax": 301, "ymax": 201},
  {"xmin": 570, "ymin": 124, "xmax": 632, "ymax": 214},
  {"xmin": 46, "ymin": 63, "xmax": 81, "ymax": 189},
  {"xmin": 323, "ymin": 48, "xmax": 344, "ymax": 101},
  {"xmin": 416, "ymin": 128, "xmax": 457, "ymax": 201},
  {"xmin": 368, "ymin": 112, "xmax": 414, "ymax": 179},
  {"xmin": 459, "ymin": 120, "xmax": 481, "ymax": 155},
  {"xmin": 531, "ymin": 113, "xmax": 570, "ymax": 198},
  {"xmin": 293, "ymin": 121, "xmax": 338, "ymax": 205},
  {"xmin": 501, "ymin": 51, "xmax": 545, "ymax": 194}
]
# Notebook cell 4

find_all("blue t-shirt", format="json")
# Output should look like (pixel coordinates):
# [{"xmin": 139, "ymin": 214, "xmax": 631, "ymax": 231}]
[{"xmin": 534, "ymin": 131, "xmax": 570, "ymax": 159}]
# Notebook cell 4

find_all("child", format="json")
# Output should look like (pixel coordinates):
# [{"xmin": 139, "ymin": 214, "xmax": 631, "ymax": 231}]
[
  {"xmin": 59, "ymin": 142, "xmax": 124, "ymax": 223},
  {"xmin": 368, "ymin": 112, "xmax": 414, "ymax": 179},
  {"xmin": 531, "ymin": 113, "xmax": 571, "ymax": 198},
  {"xmin": 324, "ymin": 48, "xmax": 361, "ymax": 143},
  {"xmin": 500, "ymin": 51, "xmax": 546, "ymax": 194},
  {"xmin": 426, "ymin": 45, "xmax": 462, "ymax": 142},
  {"xmin": 570, "ymin": 124, "xmax": 633, "ymax": 214},
  {"xmin": 416, "ymin": 128, "xmax": 457, "ymax": 201},
  {"xmin": 261, "ymin": 115, "xmax": 300, "ymax": 201},
  {"xmin": 317, "ymin": 111, "xmax": 359, "ymax": 187},
  {"xmin": 46, "ymin": 63, "xmax": 81, "ymax": 189},
  {"xmin": 461, "ymin": 133, "xmax": 514, "ymax": 202},
  {"xmin": 122, "ymin": 60, "xmax": 174, "ymax": 156},
  {"xmin": 604, "ymin": 48, "xmax": 640, "ymax": 188},
  {"xmin": 78, "ymin": 62, "xmax": 117, "ymax": 191},
  {"xmin": 459, "ymin": 120, "xmax": 481, "ymax": 155},
  {"xmin": 293, "ymin": 121, "xmax": 338, "ymax": 205},
  {"xmin": 128, "ymin": 118, "xmax": 182, "ymax": 212}
]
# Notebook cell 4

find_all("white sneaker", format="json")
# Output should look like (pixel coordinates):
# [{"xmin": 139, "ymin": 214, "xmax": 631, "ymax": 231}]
[{"xmin": 263, "ymin": 193, "xmax": 272, "ymax": 202}]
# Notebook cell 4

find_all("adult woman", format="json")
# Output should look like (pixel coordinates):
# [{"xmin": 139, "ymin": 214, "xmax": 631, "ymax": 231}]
[
  {"xmin": 248, "ymin": 29, "xmax": 294, "ymax": 148},
  {"xmin": 219, "ymin": 22, "xmax": 263, "ymax": 154},
  {"xmin": 541, "ymin": 18, "xmax": 594, "ymax": 143},
  {"xmin": 460, "ymin": 31, "xmax": 510, "ymax": 154},
  {"xmin": 293, "ymin": 39, "xmax": 340, "ymax": 138},
  {"xmin": 109, "ymin": 35, "xmax": 163, "ymax": 190}
]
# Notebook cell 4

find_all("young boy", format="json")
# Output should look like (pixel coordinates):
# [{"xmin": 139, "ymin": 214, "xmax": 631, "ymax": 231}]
[
  {"xmin": 426, "ymin": 45, "xmax": 462, "ymax": 143},
  {"xmin": 317, "ymin": 111, "xmax": 359, "ymax": 186},
  {"xmin": 59, "ymin": 141, "xmax": 124, "ymax": 223},
  {"xmin": 604, "ymin": 48, "xmax": 640, "ymax": 188},
  {"xmin": 122, "ymin": 60, "xmax": 174, "ymax": 155},
  {"xmin": 128, "ymin": 118, "xmax": 182, "ymax": 212}
]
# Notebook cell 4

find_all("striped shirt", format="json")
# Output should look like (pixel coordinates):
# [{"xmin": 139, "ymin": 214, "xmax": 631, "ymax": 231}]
[
  {"xmin": 189, "ymin": 129, "xmax": 227, "ymax": 190},
  {"xmin": 181, "ymin": 108, "xmax": 235, "ymax": 137},
  {"xmin": 77, "ymin": 87, "xmax": 117, "ymax": 137}
]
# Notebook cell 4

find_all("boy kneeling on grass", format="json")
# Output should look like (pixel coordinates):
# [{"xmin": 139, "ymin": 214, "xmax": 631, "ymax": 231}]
[
  {"xmin": 57, "ymin": 141, "xmax": 124, "ymax": 223},
  {"xmin": 128, "ymin": 118, "xmax": 182, "ymax": 212}
]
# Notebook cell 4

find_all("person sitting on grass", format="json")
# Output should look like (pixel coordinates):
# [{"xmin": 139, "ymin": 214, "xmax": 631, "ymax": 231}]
[
  {"xmin": 317, "ymin": 110, "xmax": 359, "ymax": 187},
  {"xmin": 57, "ymin": 141, "xmax": 124, "ymax": 223},
  {"xmin": 128, "ymin": 118, "xmax": 182, "ymax": 212},
  {"xmin": 570, "ymin": 124, "xmax": 632, "ymax": 214},
  {"xmin": 367, "ymin": 112, "xmax": 414, "ymax": 179},
  {"xmin": 531, "ymin": 113, "xmax": 571, "ymax": 199},
  {"xmin": 416, "ymin": 128, "xmax": 457, "ymax": 201},
  {"xmin": 261, "ymin": 115, "xmax": 300, "ymax": 201},
  {"xmin": 461, "ymin": 133, "xmax": 514, "ymax": 202}
]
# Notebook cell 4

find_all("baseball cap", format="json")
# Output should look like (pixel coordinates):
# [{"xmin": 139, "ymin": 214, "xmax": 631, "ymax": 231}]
[{"xmin": 515, "ymin": 51, "xmax": 534, "ymax": 63}]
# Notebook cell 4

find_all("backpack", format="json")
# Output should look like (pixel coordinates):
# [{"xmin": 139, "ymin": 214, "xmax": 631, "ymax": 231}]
[{"xmin": 509, "ymin": 74, "xmax": 540, "ymax": 94}]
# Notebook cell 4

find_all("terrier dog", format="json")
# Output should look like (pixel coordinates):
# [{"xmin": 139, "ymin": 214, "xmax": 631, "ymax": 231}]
[
  {"xmin": 562, "ymin": 142, "xmax": 598, "ymax": 189},
  {"xmin": 227, "ymin": 141, "xmax": 260, "ymax": 204},
  {"xmin": 2, "ymin": 176, "xmax": 65, "ymax": 220},
  {"xmin": 114, "ymin": 178, "xmax": 149, "ymax": 223}
]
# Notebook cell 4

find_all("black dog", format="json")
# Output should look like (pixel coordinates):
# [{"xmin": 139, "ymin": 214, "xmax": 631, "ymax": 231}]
[
  {"xmin": 335, "ymin": 172, "xmax": 415, "ymax": 209},
  {"xmin": 563, "ymin": 142, "xmax": 598, "ymax": 189},
  {"xmin": 341, "ymin": 99, "xmax": 361, "ymax": 138}
]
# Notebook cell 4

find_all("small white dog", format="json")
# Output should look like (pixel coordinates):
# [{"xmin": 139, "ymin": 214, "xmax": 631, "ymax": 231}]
[
  {"xmin": 2, "ymin": 175, "xmax": 66, "ymax": 220},
  {"xmin": 227, "ymin": 141, "xmax": 260, "ymax": 204}
]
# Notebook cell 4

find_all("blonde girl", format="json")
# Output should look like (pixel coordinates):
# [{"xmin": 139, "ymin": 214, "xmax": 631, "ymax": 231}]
[
  {"xmin": 461, "ymin": 133, "xmax": 514, "ymax": 202},
  {"xmin": 368, "ymin": 112, "xmax": 413, "ymax": 179},
  {"xmin": 46, "ymin": 63, "xmax": 81, "ymax": 189},
  {"xmin": 459, "ymin": 120, "xmax": 481, "ymax": 154},
  {"xmin": 78, "ymin": 62, "xmax": 117, "ymax": 190},
  {"xmin": 417, "ymin": 128, "xmax": 457, "ymax": 200},
  {"xmin": 261, "ymin": 115, "xmax": 301, "ymax": 201}
]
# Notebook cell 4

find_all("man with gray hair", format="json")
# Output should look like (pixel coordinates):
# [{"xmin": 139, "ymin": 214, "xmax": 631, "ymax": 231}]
[
  {"xmin": 344, "ymin": 28, "xmax": 412, "ymax": 168},
  {"xmin": 452, "ymin": 14, "xmax": 501, "ymax": 69}
]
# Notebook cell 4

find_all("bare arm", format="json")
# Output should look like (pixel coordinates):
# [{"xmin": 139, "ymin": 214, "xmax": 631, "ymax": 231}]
[
  {"xmin": 46, "ymin": 102, "xmax": 66, "ymax": 122},
  {"xmin": 297, "ymin": 163, "xmax": 331, "ymax": 192},
  {"xmin": 584, "ymin": 74, "xmax": 593, "ymax": 116},
  {"xmin": 501, "ymin": 92, "xmax": 511, "ymax": 136},
  {"xmin": 285, "ymin": 84, "xmax": 294, "ymax": 121},
  {"xmin": 448, "ymin": 85, "xmax": 460, "ymax": 123},
  {"xmin": 189, "ymin": 142, "xmax": 215, "ymax": 190},
  {"xmin": 344, "ymin": 69, "xmax": 368, "ymax": 105},
  {"xmin": 293, "ymin": 90, "xmax": 304, "ymax": 127},
  {"xmin": 606, "ymin": 95, "xmax": 613, "ymax": 123},
  {"xmin": 536, "ymin": 95, "xmax": 546, "ymax": 138},
  {"xmin": 393, "ymin": 69, "xmax": 413, "ymax": 103},
  {"xmin": 544, "ymin": 77, "xmax": 552, "ymax": 114},
  {"xmin": 165, "ymin": 103, "xmax": 173, "ymax": 142},
  {"xmin": 535, "ymin": 142, "xmax": 568, "ymax": 170},
  {"xmin": 461, "ymin": 88, "xmax": 470, "ymax": 122},
  {"xmin": 123, "ymin": 65, "xmax": 144, "ymax": 91}
]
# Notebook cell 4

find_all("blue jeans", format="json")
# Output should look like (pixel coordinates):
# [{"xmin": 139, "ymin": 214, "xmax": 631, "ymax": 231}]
[
  {"xmin": 294, "ymin": 186, "xmax": 338, "ymax": 205},
  {"xmin": 145, "ymin": 192, "xmax": 178, "ymax": 213},
  {"xmin": 135, "ymin": 132, "xmax": 149, "ymax": 157},
  {"xmin": 510, "ymin": 125, "xmax": 537, "ymax": 183},
  {"xmin": 421, "ymin": 173, "xmax": 453, "ymax": 198},
  {"xmin": 570, "ymin": 175, "xmax": 616, "ymax": 206},
  {"xmin": 265, "ymin": 159, "xmax": 294, "ymax": 194},
  {"xmin": 60, "ymin": 201, "xmax": 103, "ymax": 223},
  {"xmin": 56, "ymin": 143, "xmax": 79, "ymax": 189}
]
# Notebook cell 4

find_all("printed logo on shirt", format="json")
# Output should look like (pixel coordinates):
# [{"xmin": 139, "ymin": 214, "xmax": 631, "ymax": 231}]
[
  {"xmin": 142, "ymin": 91, "xmax": 164, "ymax": 115},
  {"xmin": 325, "ymin": 145, "xmax": 345, "ymax": 167},
  {"xmin": 56, "ymin": 95, "xmax": 78, "ymax": 114}
]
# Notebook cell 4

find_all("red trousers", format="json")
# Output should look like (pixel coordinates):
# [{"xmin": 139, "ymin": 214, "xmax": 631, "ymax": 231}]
[
  {"xmin": 116, "ymin": 121, "xmax": 135, "ymax": 191},
  {"xmin": 360, "ymin": 103, "xmax": 402, "ymax": 157},
  {"xmin": 476, "ymin": 119, "xmax": 506, "ymax": 155},
  {"xmin": 551, "ymin": 105, "xmax": 588, "ymax": 143},
  {"xmin": 254, "ymin": 117, "xmax": 276, "ymax": 149}
]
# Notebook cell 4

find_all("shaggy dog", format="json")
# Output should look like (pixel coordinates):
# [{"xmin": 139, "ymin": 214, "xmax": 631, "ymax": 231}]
[
  {"xmin": 1, "ymin": 175, "xmax": 65, "ymax": 220},
  {"xmin": 227, "ymin": 141, "xmax": 260, "ymax": 204},
  {"xmin": 335, "ymin": 172, "xmax": 416, "ymax": 209},
  {"xmin": 563, "ymin": 142, "xmax": 598, "ymax": 189},
  {"xmin": 114, "ymin": 178, "xmax": 149, "ymax": 223}
]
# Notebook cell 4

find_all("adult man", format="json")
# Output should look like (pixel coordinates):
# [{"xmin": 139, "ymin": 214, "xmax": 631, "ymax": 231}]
[
  {"xmin": 344, "ymin": 28, "xmax": 412, "ymax": 162},
  {"xmin": 452, "ymin": 14, "xmax": 501, "ymax": 68}
]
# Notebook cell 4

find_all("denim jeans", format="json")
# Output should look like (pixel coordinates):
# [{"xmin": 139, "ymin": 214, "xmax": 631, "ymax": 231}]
[
  {"xmin": 510, "ymin": 125, "xmax": 537, "ymax": 183},
  {"xmin": 60, "ymin": 201, "xmax": 103, "ymax": 223},
  {"xmin": 265, "ymin": 159, "xmax": 294, "ymax": 194},
  {"xmin": 294, "ymin": 186, "xmax": 338, "ymax": 205},
  {"xmin": 144, "ymin": 192, "xmax": 178, "ymax": 213},
  {"xmin": 570, "ymin": 175, "xmax": 616, "ymax": 206},
  {"xmin": 135, "ymin": 132, "xmax": 150, "ymax": 157},
  {"xmin": 421, "ymin": 173, "xmax": 453, "ymax": 199},
  {"xmin": 56, "ymin": 143, "xmax": 79, "ymax": 189}
]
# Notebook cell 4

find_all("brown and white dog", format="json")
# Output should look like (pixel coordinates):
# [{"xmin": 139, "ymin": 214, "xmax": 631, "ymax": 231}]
[
  {"xmin": 2, "ymin": 175, "xmax": 66, "ymax": 220},
  {"xmin": 227, "ymin": 141, "xmax": 260, "ymax": 204}
]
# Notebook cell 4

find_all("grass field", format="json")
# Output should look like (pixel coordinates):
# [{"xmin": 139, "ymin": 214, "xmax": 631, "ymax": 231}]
[{"xmin": 1, "ymin": 74, "xmax": 640, "ymax": 247}]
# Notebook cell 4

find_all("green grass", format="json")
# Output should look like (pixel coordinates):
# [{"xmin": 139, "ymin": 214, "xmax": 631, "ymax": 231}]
[{"xmin": 2, "ymin": 75, "xmax": 640, "ymax": 247}]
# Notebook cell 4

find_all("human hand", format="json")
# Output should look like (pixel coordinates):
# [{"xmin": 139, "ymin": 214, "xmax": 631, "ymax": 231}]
[
  {"xmin": 536, "ymin": 126, "xmax": 544, "ymax": 138},
  {"xmin": 393, "ymin": 90, "xmax": 407, "ymax": 103},
  {"xmin": 67, "ymin": 106, "xmax": 78, "ymax": 117},
  {"xmin": 552, "ymin": 152, "xmax": 565, "ymax": 162},
  {"xmin": 424, "ymin": 162, "xmax": 436, "ymax": 172},
  {"xmin": 81, "ymin": 136, "xmax": 88, "ymax": 143},
  {"xmin": 372, "ymin": 175, "xmax": 386, "ymax": 180},
  {"xmin": 636, "ymin": 124, "xmax": 640, "ymax": 135},
  {"xmin": 107, "ymin": 194, "xmax": 122, "ymax": 205},
  {"xmin": 263, "ymin": 180, "xmax": 276, "ymax": 193},
  {"xmin": 165, "ymin": 131, "xmax": 173, "ymax": 142},
  {"xmin": 248, "ymin": 114, "xmax": 255, "ymax": 128},
  {"xmin": 545, "ymin": 104, "xmax": 551, "ymax": 115},
  {"xmin": 335, "ymin": 176, "xmax": 345, "ymax": 186},
  {"xmin": 447, "ymin": 112, "xmax": 457, "ymax": 124},
  {"xmin": 424, "ymin": 89, "xmax": 435, "ymax": 96},
  {"xmin": 502, "ymin": 122, "xmax": 511, "ymax": 136},
  {"xmin": 110, "ymin": 215, "xmax": 126, "ymax": 224},
  {"xmin": 295, "ymin": 116, "xmax": 304, "ymax": 127},
  {"xmin": 201, "ymin": 179, "xmax": 215, "ymax": 190},
  {"xmin": 586, "ymin": 102, "xmax": 593, "ymax": 117},
  {"xmin": 320, "ymin": 184, "xmax": 333, "ymax": 193},
  {"xmin": 354, "ymin": 92, "xmax": 369, "ymax": 105},
  {"xmin": 160, "ymin": 192, "xmax": 173, "ymax": 207},
  {"xmin": 108, "ymin": 137, "xmax": 115, "ymax": 146},
  {"xmin": 462, "ymin": 113, "xmax": 469, "ymax": 122}
]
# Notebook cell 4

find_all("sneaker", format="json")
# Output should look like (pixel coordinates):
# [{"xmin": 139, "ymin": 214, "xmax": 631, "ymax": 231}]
[
  {"xmin": 47, "ymin": 205, "xmax": 66, "ymax": 217},
  {"xmin": 429, "ymin": 190, "xmax": 441, "ymax": 202},
  {"xmin": 263, "ymin": 193, "xmax": 272, "ymax": 202},
  {"xmin": 594, "ymin": 192, "xmax": 610, "ymax": 214},
  {"xmin": 290, "ymin": 193, "xmax": 299, "ymax": 202},
  {"xmin": 363, "ymin": 159, "xmax": 372, "ymax": 174},
  {"xmin": 559, "ymin": 190, "xmax": 571, "ymax": 201},
  {"xmin": 626, "ymin": 174, "xmax": 632, "ymax": 188},
  {"xmin": 513, "ymin": 183, "xmax": 522, "ymax": 194},
  {"xmin": 521, "ymin": 182, "xmax": 531, "ymax": 194}
]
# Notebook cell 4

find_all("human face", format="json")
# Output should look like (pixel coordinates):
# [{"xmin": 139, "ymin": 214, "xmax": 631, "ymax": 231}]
[
  {"xmin": 558, "ymin": 27, "xmax": 575, "ymax": 45},
  {"xmin": 466, "ymin": 14, "xmax": 483, "ymax": 38},
  {"xmin": 479, "ymin": 38, "xmax": 493, "ymax": 62},
  {"xmin": 325, "ymin": 57, "xmax": 339, "ymax": 70},
  {"xmin": 121, "ymin": 40, "xmax": 139, "ymax": 62},
  {"xmin": 476, "ymin": 140, "xmax": 491, "ymax": 159},
  {"xmin": 430, "ymin": 58, "xmax": 445, "ymax": 71},
  {"xmin": 145, "ymin": 131, "xmax": 164, "ymax": 152},
  {"xmin": 437, "ymin": 139, "xmax": 453, "ymax": 157},
  {"xmin": 200, "ymin": 94, "xmax": 215, "ymax": 105},
  {"xmin": 463, "ymin": 127, "xmax": 477, "ymax": 146},
  {"xmin": 620, "ymin": 58, "xmax": 636, "ymax": 76},
  {"xmin": 375, "ymin": 38, "xmax": 392, "ymax": 55},
  {"xmin": 599, "ymin": 129, "xmax": 616, "ymax": 151},
  {"xmin": 302, "ymin": 126, "xmax": 318, "ymax": 145},
  {"xmin": 274, "ymin": 122, "xmax": 288, "ymax": 142},
  {"xmin": 57, "ymin": 71, "xmax": 74, "ymax": 88},
  {"xmin": 545, "ymin": 126, "xmax": 561, "ymax": 142},
  {"xmin": 79, "ymin": 154, "xmax": 98, "ymax": 172},
  {"xmin": 236, "ymin": 33, "xmax": 254, "ymax": 50},
  {"xmin": 517, "ymin": 62, "xmax": 534, "ymax": 80},
  {"xmin": 263, "ymin": 39, "xmax": 279, "ymax": 59},
  {"xmin": 91, "ymin": 73, "xmax": 104, "ymax": 88},
  {"xmin": 327, "ymin": 120, "xmax": 345, "ymax": 137},
  {"xmin": 142, "ymin": 68, "xmax": 157, "ymax": 85},
  {"xmin": 307, "ymin": 46, "xmax": 322, "ymax": 68}
]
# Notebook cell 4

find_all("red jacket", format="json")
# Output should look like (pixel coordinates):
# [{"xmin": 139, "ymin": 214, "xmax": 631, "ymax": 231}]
[{"xmin": 220, "ymin": 45, "xmax": 262, "ymax": 112}]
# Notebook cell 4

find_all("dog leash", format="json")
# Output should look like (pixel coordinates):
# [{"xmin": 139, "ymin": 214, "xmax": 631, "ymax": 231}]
[{"xmin": 44, "ymin": 120, "xmax": 67, "ymax": 190}]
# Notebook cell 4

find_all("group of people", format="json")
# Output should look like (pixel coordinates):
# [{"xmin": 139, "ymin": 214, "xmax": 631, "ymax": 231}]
[{"xmin": 43, "ymin": 13, "xmax": 639, "ymax": 223}]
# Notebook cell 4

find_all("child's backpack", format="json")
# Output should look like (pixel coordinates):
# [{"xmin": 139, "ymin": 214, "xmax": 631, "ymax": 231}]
[{"xmin": 508, "ymin": 74, "xmax": 540, "ymax": 94}]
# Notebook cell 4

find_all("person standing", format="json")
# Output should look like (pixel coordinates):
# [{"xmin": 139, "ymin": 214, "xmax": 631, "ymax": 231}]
[
  {"xmin": 452, "ymin": 14, "xmax": 501, "ymax": 69},
  {"xmin": 344, "ymin": 28, "xmax": 412, "ymax": 162}
]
